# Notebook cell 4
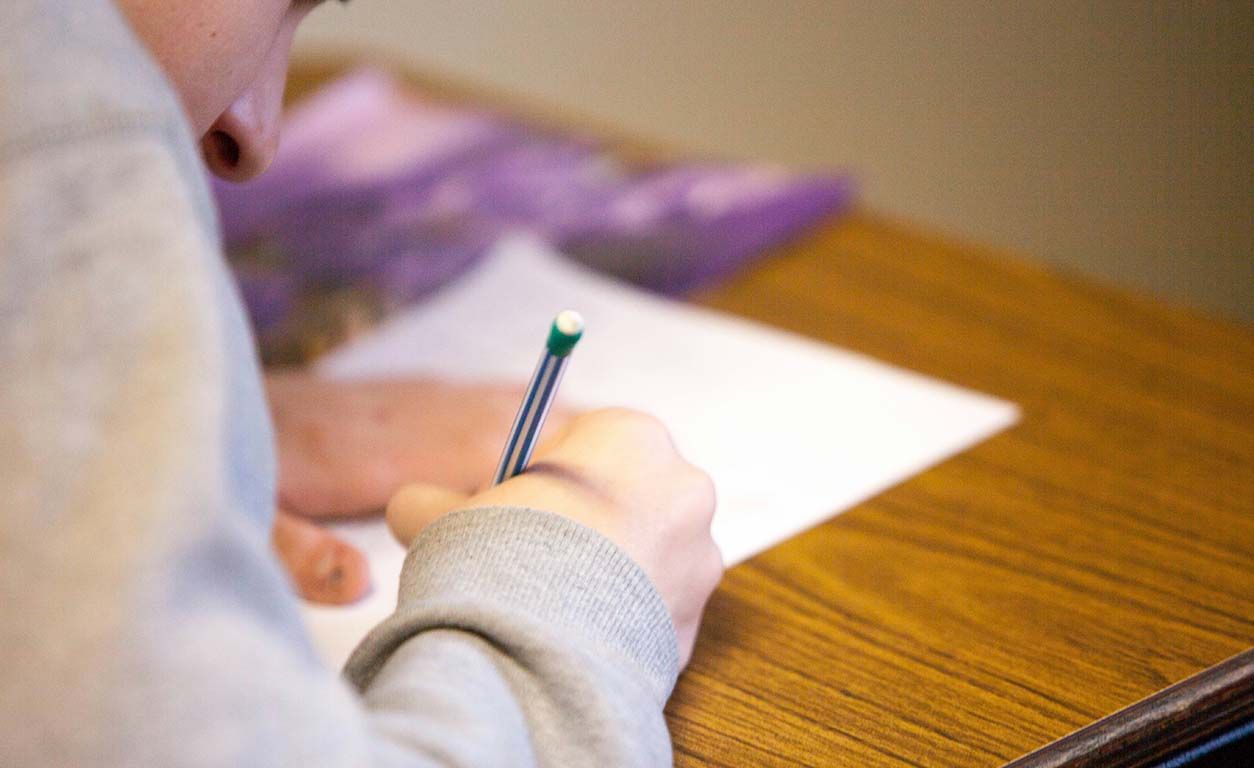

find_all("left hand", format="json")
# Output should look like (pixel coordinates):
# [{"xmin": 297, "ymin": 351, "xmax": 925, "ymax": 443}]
[{"xmin": 264, "ymin": 372, "xmax": 574, "ymax": 605}]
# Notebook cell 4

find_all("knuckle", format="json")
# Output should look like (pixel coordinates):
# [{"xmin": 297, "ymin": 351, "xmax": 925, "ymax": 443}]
[
  {"xmin": 696, "ymin": 467, "xmax": 717, "ymax": 509},
  {"xmin": 587, "ymin": 406, "xmax": 638, "ymax": 422},
  {"xmin": 703, "ymin": 545, "xmax": 726, "ymax": 588},
  {"xmin": 681, "ymin": 465, "xmax": 717, "ymax": 521},
  {"xmin": 578, "ymin": 407, "xmax": 632, "ymax": 432},
  {"xmin": 625, "ymin": 410, "xmax": 668, "ymax": 438},
  {"xmin": 588, "ymin": 408, "xmax": 670, "ymax": 441}
]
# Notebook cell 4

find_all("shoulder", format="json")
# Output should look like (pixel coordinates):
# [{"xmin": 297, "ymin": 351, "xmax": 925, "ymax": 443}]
[{"xmin": 0, "ymin": 0, "xmax": 190, "ymax": 160}]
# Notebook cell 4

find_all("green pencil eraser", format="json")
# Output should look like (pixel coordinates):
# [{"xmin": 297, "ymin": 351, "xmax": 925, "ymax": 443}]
[{"xmin": 546, "ymin": 310, "xmax": 584, "ymax": 357}]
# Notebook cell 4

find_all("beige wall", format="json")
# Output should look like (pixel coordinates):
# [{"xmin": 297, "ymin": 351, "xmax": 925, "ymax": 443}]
[{"xmin": 297, "ymin": 1, "xmax": 1253, "ymax": 323}]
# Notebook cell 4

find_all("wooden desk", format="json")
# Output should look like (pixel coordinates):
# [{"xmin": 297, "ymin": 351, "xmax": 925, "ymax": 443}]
[
  {"xmin": 287, "ymin": 60, "xmax": 1254, "ymax": 767},
  {"xmin": 684, "ymin": 217, "xmax": 1253, "ymax": 766}
]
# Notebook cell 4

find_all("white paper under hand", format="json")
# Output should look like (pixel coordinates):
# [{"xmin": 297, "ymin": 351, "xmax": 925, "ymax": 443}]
[{"xmin": 301, "ymin": 235, "xmax": 1020, "ymax": 668}]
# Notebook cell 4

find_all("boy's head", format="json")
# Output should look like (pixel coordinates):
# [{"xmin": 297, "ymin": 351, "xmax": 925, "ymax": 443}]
[{"xmin": 115, "ymin": 0, "xmax": 333, "ymax": 183}]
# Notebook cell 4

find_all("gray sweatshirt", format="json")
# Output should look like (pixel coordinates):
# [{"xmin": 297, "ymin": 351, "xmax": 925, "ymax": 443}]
[{"xmin": 0, "ymin": 2, "xmax": 679, "ymax": 765}]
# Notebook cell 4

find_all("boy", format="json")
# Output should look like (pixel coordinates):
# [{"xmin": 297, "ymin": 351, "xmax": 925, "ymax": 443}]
[{"xmin": 0, "ymin": 1, "xmax": 723, "ymax": 765}]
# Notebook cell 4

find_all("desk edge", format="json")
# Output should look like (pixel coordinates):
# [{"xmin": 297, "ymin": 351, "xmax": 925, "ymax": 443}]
[{"xmin": 1004, "ymin": 648, "xmax": 1254, "ymax": 768}]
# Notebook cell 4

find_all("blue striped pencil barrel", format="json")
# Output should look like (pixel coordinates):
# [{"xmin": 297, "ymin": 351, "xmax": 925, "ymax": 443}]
[{"xmin": 492, "ymin": 310, "xmax": 584, "ymax": 485}]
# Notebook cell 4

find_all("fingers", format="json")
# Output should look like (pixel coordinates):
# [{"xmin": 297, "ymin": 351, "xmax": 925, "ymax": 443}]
[
  {"xmin": 272, "ymin": 509, "xmax": 371, "ymax": 605},
  {"xmin": 386, "ymin": 482, "xmax": 472, "ymax": 547},
  {"xmin": 537, "ymin": 402, "xmax": 578, "ymax": 446}
]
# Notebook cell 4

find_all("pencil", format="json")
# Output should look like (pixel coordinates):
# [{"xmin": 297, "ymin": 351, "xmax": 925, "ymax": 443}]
[{"xmin": 491, "ymin": 310, "xmax": 584, "ymax": 485}]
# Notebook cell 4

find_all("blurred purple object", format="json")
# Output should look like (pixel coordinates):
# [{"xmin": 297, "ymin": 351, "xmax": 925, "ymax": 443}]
[{"xmin": 214, "ymin": 69, "xmax": 855, "ymax": 363}]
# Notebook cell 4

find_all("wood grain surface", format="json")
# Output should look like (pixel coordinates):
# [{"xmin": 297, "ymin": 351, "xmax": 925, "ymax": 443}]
[
  {"xmin": 285, "ymin": 59, "xmax": 1254, "ymax": 766},
  {"xmin": 1005, "ymin": 648, "xmax": 1253, "ymax": 767},
  {"xmin": 680, "ymin": 217, "xmax": 1254, "ymax": 766}
]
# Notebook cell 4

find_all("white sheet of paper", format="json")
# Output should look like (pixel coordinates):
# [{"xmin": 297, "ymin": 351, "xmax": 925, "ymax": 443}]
[{"xmin": 302, "ymin": 236, "xmax": 1019, "ymax": 667}]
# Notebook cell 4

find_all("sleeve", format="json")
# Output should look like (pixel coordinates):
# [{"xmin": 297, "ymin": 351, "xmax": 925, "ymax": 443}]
[
  {"xmin": 0, "ymin": 118, "xmax": 678, "ymax": 767},
  {"xmin": 348, "ymin": 507, "xmax": 679, "ymax": 767}
]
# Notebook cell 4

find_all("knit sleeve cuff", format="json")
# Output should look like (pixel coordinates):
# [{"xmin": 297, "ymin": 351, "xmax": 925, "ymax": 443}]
[{"xmin": 343, "ymin": 506, "xmax": 680, "ymax": 705}]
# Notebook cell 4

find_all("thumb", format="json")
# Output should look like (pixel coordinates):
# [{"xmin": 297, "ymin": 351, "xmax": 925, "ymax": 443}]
[{"xmin": 386, "ymin": 482, "xmax": 473, "ymax": 547}]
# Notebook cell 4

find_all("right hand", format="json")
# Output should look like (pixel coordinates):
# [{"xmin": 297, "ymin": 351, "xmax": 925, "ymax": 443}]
[{"xmin": 386, "ymin": 408, "xmax": 724, "ymax": 667}]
